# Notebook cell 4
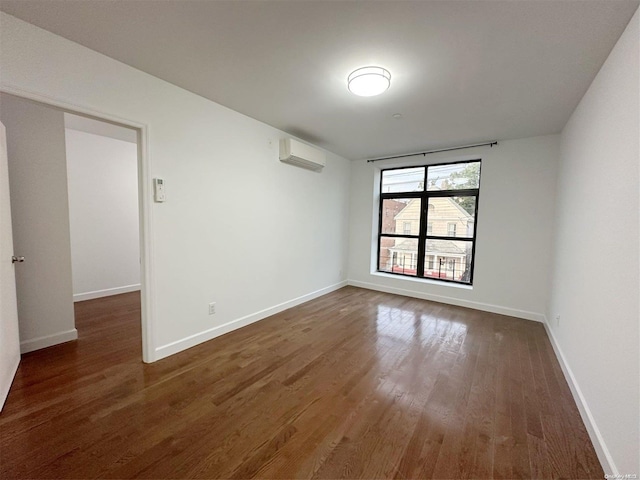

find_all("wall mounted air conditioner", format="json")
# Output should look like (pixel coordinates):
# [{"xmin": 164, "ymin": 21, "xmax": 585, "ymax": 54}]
[{"xmin": 279, "ymin": 138, "xmax": 326, "ymax": 171}]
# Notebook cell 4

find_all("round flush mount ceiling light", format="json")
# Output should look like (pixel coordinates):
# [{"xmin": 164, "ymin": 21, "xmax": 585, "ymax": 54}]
[{"xmin": 348, "ymin": 66, "xmax": 391, "ymax": 97}]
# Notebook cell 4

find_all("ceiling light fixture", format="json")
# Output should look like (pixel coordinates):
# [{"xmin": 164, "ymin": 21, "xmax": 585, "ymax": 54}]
[{"xmin": 348, "ymin": 66, "xmax": 391, "ymax": 97}]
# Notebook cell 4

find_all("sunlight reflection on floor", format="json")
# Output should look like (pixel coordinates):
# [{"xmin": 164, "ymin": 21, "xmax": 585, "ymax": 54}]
[{"xmin": 372, "ymin": 304, "xmax": 469, "ymax": 409}]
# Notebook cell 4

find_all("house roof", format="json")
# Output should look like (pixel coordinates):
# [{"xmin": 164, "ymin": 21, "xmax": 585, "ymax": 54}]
[{"xmin": 394, "ymin": 196, "xmax": 472, "ymax": 221}]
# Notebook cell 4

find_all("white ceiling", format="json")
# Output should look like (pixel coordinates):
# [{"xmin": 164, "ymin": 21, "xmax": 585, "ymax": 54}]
[{"xmin": 1, "ymin": 0, "xmax": 637, "ymax": 160}]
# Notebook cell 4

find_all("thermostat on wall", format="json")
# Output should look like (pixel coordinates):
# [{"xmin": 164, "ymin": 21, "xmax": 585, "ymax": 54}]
[{"xmin": 153, "ymin": 178, "xmax": 166, "ymax": 202}]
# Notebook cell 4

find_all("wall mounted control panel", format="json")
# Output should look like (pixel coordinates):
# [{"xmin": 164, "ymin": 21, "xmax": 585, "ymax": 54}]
[{"xmin": 153, "ymin": 178, "xmax": 166, "ymax": 202}]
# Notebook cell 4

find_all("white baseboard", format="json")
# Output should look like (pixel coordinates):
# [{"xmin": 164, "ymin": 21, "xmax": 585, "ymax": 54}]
[
  {"xmin": 154, "ymin": 281, "xmax": 348, "ymax": 361},
  {"xmin": 347, "ymin": 279, "xmax": 545, "ymax": 323},
  {"xmin": 0, "ymin": 355, "xmax": 20, "ymax": 412},
  {"xmin": 73, "ymin": 284, "xmax": 141, "ymax": 302},
  {"xmin": 20, "ymin": 328, "xmax": 78, "ymax": 354},
  {"xmin": 542, "ymin": 318, "xmax": 617, "ymax": 476}
]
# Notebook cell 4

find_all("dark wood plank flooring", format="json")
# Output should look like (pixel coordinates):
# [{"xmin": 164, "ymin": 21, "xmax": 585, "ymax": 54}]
[{"xmin": 0, "ymin": 287, "xmax": 603, "ymax": 479}]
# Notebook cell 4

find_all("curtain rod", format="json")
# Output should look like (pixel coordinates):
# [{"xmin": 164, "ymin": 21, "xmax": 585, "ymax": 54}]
[{"xmin": 366, "ymin": 141, "xmax": 498, "ymax": 163}]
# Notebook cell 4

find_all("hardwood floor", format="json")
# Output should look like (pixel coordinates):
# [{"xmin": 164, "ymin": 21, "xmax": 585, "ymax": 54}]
[{"xmin": 0, "ymin": 287, "xmax": 602, "ymax": 479}]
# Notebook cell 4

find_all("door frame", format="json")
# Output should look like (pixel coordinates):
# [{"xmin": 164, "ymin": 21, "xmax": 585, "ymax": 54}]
[{"xmin": 0, "ymin": 85, "xmax": 156, "ymax": 363}]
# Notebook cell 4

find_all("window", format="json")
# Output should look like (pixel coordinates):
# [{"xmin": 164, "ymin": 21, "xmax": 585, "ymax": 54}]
[{"xmin": 377, "ymin": 160, "xmax": 481, "ymax": 285}]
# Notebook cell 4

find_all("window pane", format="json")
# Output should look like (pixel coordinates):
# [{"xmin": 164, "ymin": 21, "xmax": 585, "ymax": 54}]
[
  {"xmin": 427, "ymin": 161, "xmax": 480, "ymax": 191},
  {"xmin": 426, "ymin": 196, "xmax": 476, "ymax": 238},
  {"xmin": 424, "ymin": 239, "xmax": 473, "ymax": 283},
  {"xmin": 382, "ymin": 167, "xmax": 424, "ymax": 193},
  {"xmin": 379, "ymin": 236, "xmax": 418, "ymax": 276},
  {"xmin": 380, "ymin": 198, "xmax": 421, "ymax": 235}
]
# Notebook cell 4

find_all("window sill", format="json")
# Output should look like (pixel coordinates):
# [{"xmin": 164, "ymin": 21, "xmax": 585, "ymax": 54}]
[{"xmin": 370, "ymin": 271, "xmax": 474, "ymax": 290}]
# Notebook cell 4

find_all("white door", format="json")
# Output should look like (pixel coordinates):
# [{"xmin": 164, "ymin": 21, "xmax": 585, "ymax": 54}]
[{"xmin": 0, "ymin": 121, "xmax": 21, "ymax": 411}]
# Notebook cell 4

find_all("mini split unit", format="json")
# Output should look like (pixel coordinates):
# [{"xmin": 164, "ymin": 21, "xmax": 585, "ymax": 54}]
[{"xmin": 279, "ymin": 138, "xmax": 326, "ymax": 171}]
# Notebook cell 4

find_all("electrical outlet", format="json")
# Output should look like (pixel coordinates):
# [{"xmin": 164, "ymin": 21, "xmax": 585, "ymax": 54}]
[{"xmin": 208, "ymin": 302, "xmax": 216, "ymax": 315}]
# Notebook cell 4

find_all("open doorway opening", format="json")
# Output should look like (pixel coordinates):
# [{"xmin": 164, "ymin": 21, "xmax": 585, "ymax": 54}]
[
  {"xmin": 64, "ymin": 113, "xmax": 142, "ymax": 358},
  {"xmin": 0, "ymin": 92, "xmax": 149, "ymax": 363}
]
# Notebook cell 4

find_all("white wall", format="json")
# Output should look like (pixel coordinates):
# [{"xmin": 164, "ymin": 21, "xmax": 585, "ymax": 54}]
[
  {"xmin": 65, "ymin": 127, "xmax": 141, "ymax": 301},
  {"xmin": 0, "ymin": 93, "xmax": 77, "ymax": 353},
  {"xmin": 547, "ymin": 8, "xmax": 639, "ymax": 476},
  {"xmin": 348, "ymin": 135, "xmax": 559, "ymax": 321},
  {"xmin": 65, "ymin": 112, "xmax": 138, "ymax": 144},
  {"xmin": 0, "ymin": 12, "xmax": 351, "ymax": 360}
]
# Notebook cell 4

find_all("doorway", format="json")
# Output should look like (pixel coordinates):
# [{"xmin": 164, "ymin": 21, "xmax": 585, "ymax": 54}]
[
  {"xmin": 0, "ymin": 92, "xmax": 151, "ymax": 363},
  {"xmin": 65, "ymin": 113, "xmax": 140, "ymax": 303}
]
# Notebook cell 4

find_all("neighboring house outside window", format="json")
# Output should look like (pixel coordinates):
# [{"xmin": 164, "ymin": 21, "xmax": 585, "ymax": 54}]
[
  {"xmin": 378, "ymin": 199, "xmax": 408, "ymax": 271},
  {"xmin": 377, "ymin": 160, "xmax": 481, "ymax": 285}
]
